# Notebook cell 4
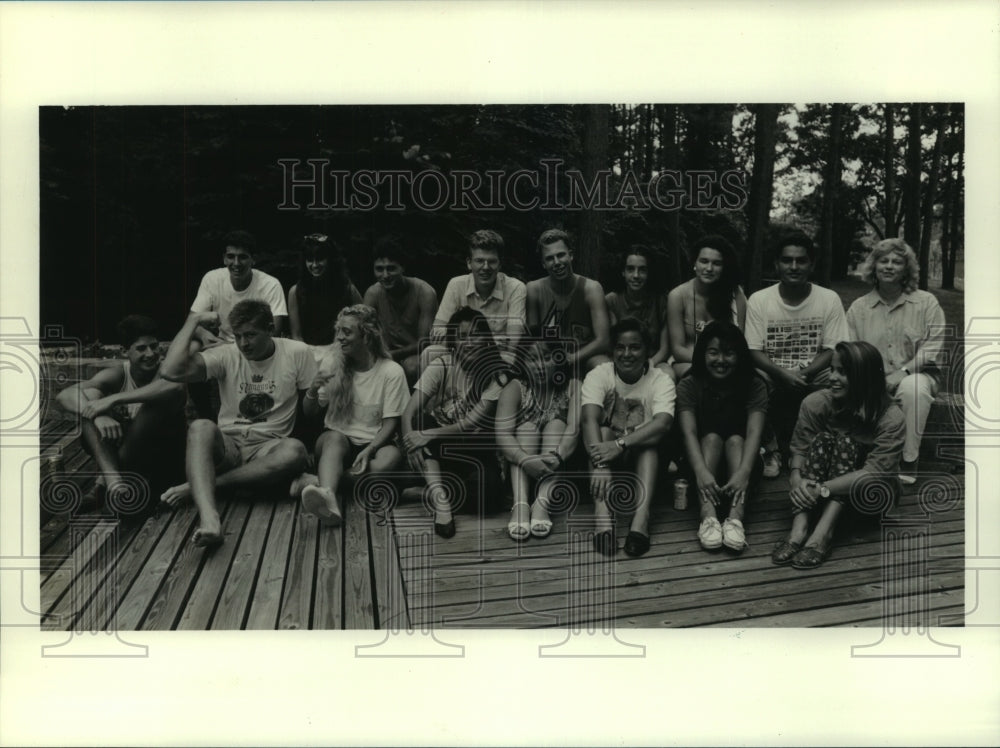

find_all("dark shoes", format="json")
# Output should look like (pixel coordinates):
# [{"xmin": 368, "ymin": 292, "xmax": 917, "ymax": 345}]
[
  {"xmin": 790, "ymin": 545, "xmax": 830, "ymax": 569},
  {"xmin": 434, "ymin": 518, "xmax": 456, "ymax": 539},
  {"xmin": 593, "ymin": 530, "xmax": 616, "ymax": 556},
  {"xmin": 623, "ymin": 531, "xmax": 650, "ymax": 557},
  {"xmin": 771, "ymin": 539, "xmax": 802, "ymax": 565}
]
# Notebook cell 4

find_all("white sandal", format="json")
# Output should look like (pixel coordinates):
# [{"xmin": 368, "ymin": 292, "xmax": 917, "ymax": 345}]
[
  {"xmin": 529, "ymin": 496, "xmax": 553, "ymax": 538},
  {"xmin": 508, "ymin": 501, "xmax": 530, "ymax": 541}
]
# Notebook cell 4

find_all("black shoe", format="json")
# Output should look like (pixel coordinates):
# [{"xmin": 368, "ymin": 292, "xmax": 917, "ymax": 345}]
[
  {"xmin": 434, "ymin": 518, "xmax": 456, "ymax": 539},
  {"xmin": 623, "ymin": 531, "xmax": 650, "ymax": 557},
  {"xmin": 593, "ymin": 529, "xmax": 616, "ymax": 556}
]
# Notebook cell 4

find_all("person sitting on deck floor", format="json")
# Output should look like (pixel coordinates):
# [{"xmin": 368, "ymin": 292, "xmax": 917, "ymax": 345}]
[
  {"xmin": 55, "ymin": 314, "xmax": 186, "ymax": 514},
  {"xmin": 159, "ymin": 300, "xmax": 316, "ymax": 548},
  {"xmin": 581, "ymin": 317, "xmax": 676, "ymax": 558},
  {"xmin": 771, "ymin": 341, "xmax": 905, "ymax": 570},
  {"xmin": 362, "ymin": 235, "xmax": 438, "ymax": 386},
  {"xmin": 401, "ymin": 308, "xmax": 514, "ymax": 539},
  {"xmin": 846, "ymin": 238, "xmax": 947, "ymax": 486},
  {"xmin": 676, "ymin": 321, "xmax": 766, "ymax": 554},
  {"xmin": 744, "ymin": 230, "xmax": 849, "ymax": 478},
  {"xmin": 292, "ymin": 305, "xmax": 409, "ymax": 526},
  {"xmin": 496, "ymin": 333, "xmax": 580, "ymax": 541},
  {"xmin": 527, "ymin": 228, "xmax": 611, "ymax": 374}
]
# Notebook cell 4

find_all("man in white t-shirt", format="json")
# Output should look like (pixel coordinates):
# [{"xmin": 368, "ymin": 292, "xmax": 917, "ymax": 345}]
[
  {"xmin": 745, "ymin": 231, "xmax": 849, "ymax": 474},
  {"xmin": 581, "ymin": 317, "xmax": 676, "ymax": 558},
  {"xmin": 189, "ymin": 230, "xmax": 289, "ymax": 345},
  {"xmin": 160, "ymin": 300, "xmax": 316, "ymax": 548}
]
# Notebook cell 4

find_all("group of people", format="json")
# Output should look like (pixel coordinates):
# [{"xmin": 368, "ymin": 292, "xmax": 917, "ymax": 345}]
[{"xmin": 57, "ymin": 225, "xmax": 945, "ymax": 568}]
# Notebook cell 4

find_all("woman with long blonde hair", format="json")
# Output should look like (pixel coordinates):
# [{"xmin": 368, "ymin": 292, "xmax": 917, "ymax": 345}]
[{"xmin": 298, "ymin": 304, "xmax": 409, "ymax": 525}]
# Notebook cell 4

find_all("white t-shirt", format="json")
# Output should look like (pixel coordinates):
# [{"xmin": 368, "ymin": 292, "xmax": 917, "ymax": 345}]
[
  {"xmin": 316, "ymin": 356, "xmax": 410, "ymax": 446},
  {"xmin": 190, "ymin": 268, "xmax": 288, "ymax": 342},
  {"xmin": 580, "ymin": 362, "xmax": 676, "ymax": 435},
  {"xmin": 201, "ymin": 338, "xmax": 316, "ymax": 446},
  {"xmin": 745, "ymin": 283, "xmax": 849, "ymax": 370}
]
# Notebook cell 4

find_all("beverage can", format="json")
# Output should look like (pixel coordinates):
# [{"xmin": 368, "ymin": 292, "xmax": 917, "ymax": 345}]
[{"xmin": 673, "ymin": 478, "xmax": 689, "ymax": 510}]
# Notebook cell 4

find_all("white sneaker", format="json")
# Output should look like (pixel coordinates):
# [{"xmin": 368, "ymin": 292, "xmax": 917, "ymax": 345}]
[
  {"xmin": 302, "ymin": 485, "xmax": 342, "ymax": 527},
  {"xmin": 698, "ymin": 517, "xmax": 723, "ymax": 550},
  {"xmin": 899, "ymin": 459, "xmax": 918, "ymax": 485},
  {"xmin": 721, "ymin": 518, "xmax": 747, "ymax": 551}
]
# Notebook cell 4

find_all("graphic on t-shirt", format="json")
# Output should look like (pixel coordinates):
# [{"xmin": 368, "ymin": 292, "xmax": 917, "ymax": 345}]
[
  {"xmin": 434, "ymin": 386, "xmax": 471, "ymax": 425},
  {"xmin": 603, "ymin": 391, "xmax": 646, "ymax": 434},
  {"xmin": 237, "ymin": 375, "xmax": 277, "ymax": 423},
  {"xmin": 765, "ymin": 316, "xmax": 825, "ymax": 369}
]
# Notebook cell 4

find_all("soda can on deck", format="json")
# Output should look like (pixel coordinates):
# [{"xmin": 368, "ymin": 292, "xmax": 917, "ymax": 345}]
[{"xmin": 673, "ymin": 478, "xmax": 689, "ymax": 510}]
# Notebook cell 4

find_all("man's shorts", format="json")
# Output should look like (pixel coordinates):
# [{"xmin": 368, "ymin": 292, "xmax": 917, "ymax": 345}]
[{"xmin": 217, "ymin": 432, "xmax": 287, "ymax": 471}]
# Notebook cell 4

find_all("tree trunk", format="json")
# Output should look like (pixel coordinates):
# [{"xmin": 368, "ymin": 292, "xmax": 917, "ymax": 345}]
[
  {"xmin": 942, "ymin": 115, "xmax": 964, "ymax": 290},
  {"xmin": 658, "ymin": 104, "xmax": 683, "ymax": 289},
  {"xmin": 818, "ymin": 104, "xmax": 844, "ymax": 286},
  {"xmin": 576, "ymin": 104, "xmax": 609, "ymax": 279},
  {"xmin": 883, "ymin": 103, "xmax": 897, "ymax": 237},
  {"xmin": 903, "ymin": 103, "xmax": 923, "ymax": 252},
  {"xmin": 919, "ymin": 105, "xmax": 948, "ymax": 289},
  {"xmin": 939, "ymin": 149, "xmax": 954, "ymax": 290},
  {"xmin": 746, "ymin": 104, "xmax": 780, "ymax": 291}
]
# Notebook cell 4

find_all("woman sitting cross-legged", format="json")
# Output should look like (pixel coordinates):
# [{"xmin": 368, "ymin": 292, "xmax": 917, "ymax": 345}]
[
  {"xmin": 401, "ymin": 307, "xmax": 514, "ymax": 539},
  {"xmin": 297, "ymin": 304, "xmax": 409, "ymax": 525},
  {"xmin": 496, "ymin": 335, "xmax": 580, "ymax": 541},
  {"xmin": 581, "ymin": 317, "xmax": 676, "ymax": 557},
  {"xmin": 676, "ymin": 321, "xmax": 766, "ymax": 553},
  {"xmin": 771, "ymin": 341, "xmax": 905, "ymax": 569}
]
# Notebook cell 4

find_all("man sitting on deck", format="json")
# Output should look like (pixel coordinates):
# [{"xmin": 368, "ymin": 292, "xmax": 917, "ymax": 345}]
[
  {"xmin": 526, "ymin": 228, "xmax": 611, "ymax": 376},
  {"xmin": 160, "ymin": 300, "xmax": 316, "ymax": 548},
  {"xmin": 56, "ymin": 314, "xmax": 186, "ymax": 513}
]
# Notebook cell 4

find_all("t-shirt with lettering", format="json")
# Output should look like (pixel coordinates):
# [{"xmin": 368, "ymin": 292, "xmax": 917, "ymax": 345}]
[
  {"xmin": 191, "ymin": 268, "xmax": 288, "ymax": 342},
  {"xmin": 580, "ymin": 362, "xmax": 676, "ymax": 436},
  {"xmin": 316, "ymin": 355, "xmax": 410, "ymax": 446},
  {"xmin": 201, "ymin": 338, "xmax": 316, "ymax": 447},
  {"xmin": 744, "ymin": 283, "xmax": 848, "ymax": 370}
]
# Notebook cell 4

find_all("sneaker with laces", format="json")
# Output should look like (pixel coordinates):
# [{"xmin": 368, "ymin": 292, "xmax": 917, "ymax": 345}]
[
  {"xmin": 762, "ymin": 451, "xmax": 781, "ymax": 478},
  {"xmin": 698, "ymin": 517, "xmax": 723, "ymax": 550},
  {"xmin": 721, "ymin": 517, "xmax": 747, "ymax": 551}
]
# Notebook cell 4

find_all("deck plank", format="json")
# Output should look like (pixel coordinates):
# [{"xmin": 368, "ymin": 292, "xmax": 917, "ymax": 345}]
[
  {"xmin": 278, "ymin": 512, "xmax": 320, "ymax": 630},
  {"xmin": 119, "ymin": 504, "xmax": 202, "ymax": 630},
  {"xmin": 343, "ymin": 502, "xmax": 375, "ymax": 629},
  {"xmin": 368, "ymin": 511, "xmax": 410, "ymax": 630},
  {"xmin": 312, "ymin": 521, "xmax": 344, "ymax": 630},
  {"xmin": 175, "ymin": 501, "xmax": 252, "ymax": 630},
  {"xmin": 40, "ymin": 519, "xmax": 120, "ymax": 629},
  {"xmin": 246, "ymin": 499, "xmax": 298, "ymax": 630},
  {"xmin": 210, "ymin": 500, "xmax": 276, "ymax": 630}
]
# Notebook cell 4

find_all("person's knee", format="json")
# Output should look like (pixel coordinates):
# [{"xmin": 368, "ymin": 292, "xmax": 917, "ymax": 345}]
[
  {"xmin": 724, "ymin": 434, "xmax": 745, "ymax": 449},
  {"xmin": 401, "ymin": 355, "xmax": 420, "ymax": 384},
  {"xmin": 317, "ymin": 429, "xmax": 350, "ymax": 454},
  {"xmin": 275, "ymin": 438, "xmax": 310, "ymax": 469},
  {"xmin": 188, "ymin": 418, "xmax": 219, "ymax": 442},
  {"xmin": 702, "ymin": 432, "xmax": 723, "ymax": 449}
]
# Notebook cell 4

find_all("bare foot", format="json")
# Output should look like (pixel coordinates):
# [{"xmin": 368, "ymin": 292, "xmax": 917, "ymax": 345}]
[
  {"xmin": 192, "ymin": 527, "xmax": 223, "ymax": 548},
  {"xmin": 302, "ymin": 485, "xmax": 343, "ymax": 527},
  {"xmin": 289, "ymin": 472, "xmax": 319, "ymax": 499},
  {"xmin": 161, "ymin": 482, "xmax": 192, "ymax": 507}
]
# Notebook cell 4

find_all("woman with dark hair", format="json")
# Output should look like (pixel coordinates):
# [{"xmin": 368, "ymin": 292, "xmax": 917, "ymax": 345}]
[
  {"xmin": 846, "ymin": 238, "xmax": 946, "ymax": 484},
  {"xmin": 401, "ymin": 307, "xmax": 514, "ymax": 538},
  {"xmin": 667, "ymin": 234, "xmax": 748, "ymax": 378},
  {"xmin": 288, "ymin": 233, "xmax": 362, "ymax": 352},
  {"xmin": 605, "ymin": 245, "xmax": 672, "ymax": 377},
  {"xmin": 581, "ymin": 317, "xmax": 676, "ymax": 557},
  {"xmin": 496, "ymin": 337, "xmax": 580, "ymax": 541},
  {"xmin": 771, "ymin": 341, "xmax": 905, "ymax": 569},
  {"xmin": 297, "ymin": 305, "xmax": 409, "ymax": 526},
  {"xmin": 676, "ymin": 321, "xmax": 767, "ymax": 552}
]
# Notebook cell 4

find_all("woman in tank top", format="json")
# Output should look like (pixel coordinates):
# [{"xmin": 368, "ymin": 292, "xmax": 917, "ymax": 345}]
[
  {"xmin": 604, "ymin": 245, "xmax": 673, "ymax": 378},
  {"xmin": 667, "ymin": 234, "xmax": 747, "ymax": 379},
  {"xmin": 288, "ymin": 233, "xmax": 362, "ymax": 355}
]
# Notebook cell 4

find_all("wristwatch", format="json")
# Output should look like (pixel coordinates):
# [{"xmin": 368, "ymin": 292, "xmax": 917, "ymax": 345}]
[
  {"xmin": 615, "ymin": 436, "xmax": 627, "ymax": 452},
  {"xmin": 817, "ymin": 482, "xmax": 830, "ymax": 499}
]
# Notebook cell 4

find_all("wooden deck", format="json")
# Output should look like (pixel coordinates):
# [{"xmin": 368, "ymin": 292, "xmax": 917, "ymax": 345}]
[{"xmin": 38, "ymin": 378, "xmax": 966, "ymax": 631}]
